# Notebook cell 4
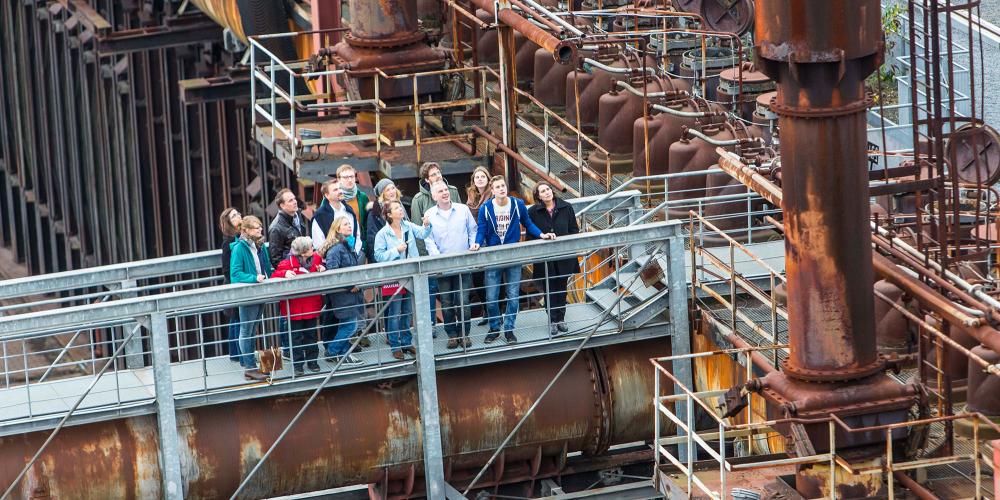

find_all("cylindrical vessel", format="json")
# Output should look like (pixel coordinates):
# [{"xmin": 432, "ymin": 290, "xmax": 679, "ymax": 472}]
[
  {"xmin": 679, "ymin": 47, "xmax": 737, "ymax": 101},
  {"xmin": 533, "ymin": 47, "xmax": 585, "ymax": 108},
  {"xmin": 751, "ymin": 91, "xmax": 778, "ymax": 146},
  {"xmin": 0, "ymin": 341, "xmax": 670, "ymax": 498},
  {"xmin": 347, "ymin": 0, "xmax": 420, "ymax": 42},
  {"xmin": 592, "ymin": 76, "xmax": 683, "ymax": 172},
  {"xmin": 873, "ymin": 280, "xmax": 914, "ymax": 353},
  {"xmin": 665, "ymin": 120, "xmax": 755, "ymax": 217},
  {"xmin": 565, "ymin": 56, "xmax": 628, "ymax": 133},
  {"xmin": 632, "ymin": 97, "xmax": 723, "ymax": 178},
  {"xmin": 966, "ymin": 345, "xmax": 1000, "ymax": 416},
  {"xmin": 716, "ymin": 64, "xmax": 775, "ymax": 121},
  {"xmin": 756, "ymin": 0, "xmax": 883, "ymax": 381}
]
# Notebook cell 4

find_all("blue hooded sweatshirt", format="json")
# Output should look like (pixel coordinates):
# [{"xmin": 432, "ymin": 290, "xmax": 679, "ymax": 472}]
[{"xmin": 475, "ymin": 196, "xmax": 543, "ymax": 247}]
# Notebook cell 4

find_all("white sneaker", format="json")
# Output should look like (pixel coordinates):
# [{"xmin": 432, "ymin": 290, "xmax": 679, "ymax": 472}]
[{"xmin": 343, "ymin": 354, "xmax": 364, "ymax": 366}]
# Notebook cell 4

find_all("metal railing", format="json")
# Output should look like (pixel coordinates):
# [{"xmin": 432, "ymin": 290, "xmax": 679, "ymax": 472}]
[
  {"xmin": 0, "ymin": 222, "xmax": 685, "ymax": 433},
  {"xmin": 651, "ymin": 346, "xmax": 998, "ymax": 500},
  {"xmin": 249, "ymin": 29, "xmax": 490, "ymax": 165}
]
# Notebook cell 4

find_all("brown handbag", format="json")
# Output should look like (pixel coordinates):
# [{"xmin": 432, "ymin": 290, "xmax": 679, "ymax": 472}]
[{"xmin": 255, "ymin": 347, "xmax": 284, "ymax": 379}]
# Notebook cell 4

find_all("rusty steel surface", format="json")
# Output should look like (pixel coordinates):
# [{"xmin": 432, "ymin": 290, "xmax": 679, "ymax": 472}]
[
  {"xmin": 755, "ymin": 0, "xmax": 883, "ymax": 383},
  {"xmin": 632, "ymin": 97, "xmax": 724, "ymax": 178},
  {"xmin": 345, "ymin": 0, "xmax": 421, "ymax": 45},
  {"xmin": 873, "ymin": 280, "xmax": 914, "ymax": 353},
  {"xmin": 0, "ymin": 341, "xmax": 670, "ymax": 498}
]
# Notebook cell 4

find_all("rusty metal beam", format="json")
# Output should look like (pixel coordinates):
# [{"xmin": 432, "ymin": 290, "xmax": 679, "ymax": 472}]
[
  {"xmin": 179, "ymin": 72, "xmax": 250, "ymax": 104},
  {"xmin": 96, "ymin": 14, "xmax": 223, "ymax": 55}
]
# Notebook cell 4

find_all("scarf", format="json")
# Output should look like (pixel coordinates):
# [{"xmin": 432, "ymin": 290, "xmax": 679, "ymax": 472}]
[{"xmin": 342, "ymin": 184, "xmax": 358, "ymax": 201}]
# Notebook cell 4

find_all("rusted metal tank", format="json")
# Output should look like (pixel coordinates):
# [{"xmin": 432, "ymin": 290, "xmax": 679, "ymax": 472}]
[
  {"xmin": 873, "ymin": 280, "xmax": 914, "ymax": 353},
  {"xmin": 332, "ymin": 0, "xmax": 444, "ymax": 101},
  {"xmin": 533, "ymin": 47, "xmax": 590, "ymax": 109},
  {"xmin": 591, "ymin": 75, "xmax": 684, "ymax": 173},
  {"xmin": 966, "ymin": 345, "xmax": 1000, "ymax": 416},
  {"xmin": 751, "ymin": 91, "xmax": 778, "ymax": 146},
  {"xmin": 632, "ymin": 97, "xmax": 728, "ymax": 182},
  {"xmin": 717, "ymin": 63, "xmax": 775, "ymax": 121},
  {"xmin": 665, "ymin": 119, "xmax": 757, "ymax": 218},
  {"xmin": 0, "ymin": 341, "xmax": 671, "ymax": 498},
  {"xmin": 565, "ymin": 54, "xmax": 630, "ymax": 134},
  {"xmin": 679, "ymin": 46, "xmax": 737, "ymax": 101}
]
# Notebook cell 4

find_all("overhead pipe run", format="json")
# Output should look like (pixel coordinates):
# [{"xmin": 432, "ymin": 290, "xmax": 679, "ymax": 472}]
[{"xmin": 469, "ymin": 0, "xmax": 577, "ymax": 63}]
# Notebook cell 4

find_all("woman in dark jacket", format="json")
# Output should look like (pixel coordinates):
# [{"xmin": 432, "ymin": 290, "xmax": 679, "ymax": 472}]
[
  {"xmin": 322, "ymin": 217, "xmax": 365, "ymax": 366},
  {"xmin": 219, "ymin": 207, "xmax": 242, "ymax": 362},
  {"xmin": 528, "ymin": 182, "xmax": 580, "ymax": 335}
]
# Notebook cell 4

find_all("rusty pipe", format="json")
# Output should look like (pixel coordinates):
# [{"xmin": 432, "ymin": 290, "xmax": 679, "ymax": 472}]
[
  {"xmin": 716, "ymin": 150, "xmax": 783, "ymax": 206},
  {"xmin": 893, "ymin": 471, "xmax": 942, "ymax": 500},
  {"xmin": 509, "ymin": 0, "xmax": 567, "ymax": 35},
  {"xmin": 469, "ymin": 0, "xmax": 576, "ymax": 63},
  {"xmin": 472, "ymin": 125, "xmax": 571, "ymax": 192},
  {"xmin": 0, "ymin": 341, "xmax": 670, "ymax": 498}
]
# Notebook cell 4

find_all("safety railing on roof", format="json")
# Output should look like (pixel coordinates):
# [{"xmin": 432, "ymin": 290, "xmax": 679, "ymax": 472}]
[
  {"xmin": 0, "ymin": 221, "xmax": 685, "ymax": 436},
  {"xmin": 651, "ymin": 345, "xmax": 998, "ymax": 500},
  {"xmin": 249, "ymin": 29, "xmax": 490, "ymax": 165}
]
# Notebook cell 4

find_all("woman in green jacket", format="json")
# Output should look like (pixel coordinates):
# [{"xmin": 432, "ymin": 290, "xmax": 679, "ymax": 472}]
[{"xmin": 230, "ymin": 216, "xmax": 274, "ymax": 380}]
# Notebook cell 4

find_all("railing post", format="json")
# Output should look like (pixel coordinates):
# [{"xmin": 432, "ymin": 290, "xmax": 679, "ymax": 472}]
[
  {"xmin": 410, "ymin": 275, "xmax": 446, "ymax": 498},
  {"xmin": 653, "ymin": 369, "xmax": 662, "ymax": 492},
  {"xmin": 116, "ymin": 279, "xmax": 144, "ymax": 369},
  {"xmin": 667, "ymin": 230, "xmax": 692, "ymax": 460},
  {"xmin": 150, "ymin": 312, "xmax": 183, "ymax": 500}
]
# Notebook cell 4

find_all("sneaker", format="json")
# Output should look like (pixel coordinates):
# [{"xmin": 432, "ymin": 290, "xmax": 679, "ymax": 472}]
[
  {"xmin": 447, "ymin": 339, "xmax": 460, "ymax": 349},
  {"xmin": 550, "ymin": 324, "xmax": 560, "ymax": 336},
  {"xmin": 477, "ymin": 318, "xmax": 488, "ymax": 327},
  {"xmin": 484, "ymin": 330, "xmax": 500, "ymax": 344},
  {"xmin": 463, "ymin": 337, "xmax": 473, "ymax": 348},
  {"xmin": 504, "ymin": 331, "xmax": 517, "ymax": 344},
  {"xmin": 392, "ymin": 350, "xmax": 405, "ymax": 360},
  {"xmin": 342, "ymin": 354, "xmax": 364, "ymax": 366},
  {"xmin": 293, "ymin": 364, "xmax": 305, "ymax": 376},
  {"xmin": 557, "ymin": 322, "xmax": 569, "ymax": 332},
  {"xmin": 244, "ymin": 369, "xmax": 267, "ymax": 381},
  {"xmin": 307, "ymin": 361, "xmax": 321, "ymax": 373},
  {"xmin": 358, "ymin": 336, "xmax": 371, "ymax": 348}
]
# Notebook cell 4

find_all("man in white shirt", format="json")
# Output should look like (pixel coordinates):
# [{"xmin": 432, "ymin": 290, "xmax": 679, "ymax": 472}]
[{"xmin": 424, "ymin": 181, "xmax": 478, "ymax": 348}]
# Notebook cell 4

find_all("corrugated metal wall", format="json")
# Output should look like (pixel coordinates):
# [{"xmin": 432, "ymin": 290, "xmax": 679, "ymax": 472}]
[{"xmin": 0, "ymin": 0, "xmax": 260, "ymax": 275}]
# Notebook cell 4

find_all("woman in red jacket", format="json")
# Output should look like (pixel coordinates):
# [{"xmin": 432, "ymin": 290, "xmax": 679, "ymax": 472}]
[{"xmin": 272, "ymin": 236, "xmax": 326, "ymax": 375}]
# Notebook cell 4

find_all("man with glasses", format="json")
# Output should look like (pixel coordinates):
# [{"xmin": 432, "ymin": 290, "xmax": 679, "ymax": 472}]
[{"xmin": 335, "ymin": 164, "xmax": 369, "ymax": 236}]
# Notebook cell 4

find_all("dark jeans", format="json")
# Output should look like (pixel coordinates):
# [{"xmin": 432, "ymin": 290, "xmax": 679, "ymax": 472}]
[
  {"xmin": 227, "ymin": 315, "xmax": 241, "ymax": 361},
  {"xmin": 290, "ymin": 317, "xmax": 319, "ymax": 367},
  {"xmin": 543, "ymin": 275, "xmax": 570, "ymax": 323},
  {"xmin": 324, "ymin": 312, "xmax": 358, "ymax": 357},
  {"xmin": 438, "ymin": 273, "xmax": 472, "ymax": 338}
]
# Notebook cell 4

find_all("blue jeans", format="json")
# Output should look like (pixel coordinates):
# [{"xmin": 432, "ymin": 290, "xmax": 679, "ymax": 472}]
[
  {"xmin": 227, "ymin": 315, "xmax": 241, "ymax": 361},
  {"xmin": 428, "ymin": 277, "xmax": 439, "ymax": 324},
  {"xmin": 238, "ymin": 304, "xmax": 263, "ymax": 368},
  {"xmin": 278, "ymin": 317, "xmax": 289, "ymax": 351},
  {"xmin": 325, "ymin": 313, "xmax": 358, "ymax": 357},
  {"xmin": 386, "ymin": 295, "xmax": 413, "ymax": 351},
  {"xmin": 485, "ymin": 266, "xmax": 522, "ymax": 332}
]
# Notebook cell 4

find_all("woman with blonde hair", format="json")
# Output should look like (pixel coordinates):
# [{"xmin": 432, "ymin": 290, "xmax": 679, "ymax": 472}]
[{"xmin": 321, "ymin": 216, "xmax": 365, "ymax": 366}]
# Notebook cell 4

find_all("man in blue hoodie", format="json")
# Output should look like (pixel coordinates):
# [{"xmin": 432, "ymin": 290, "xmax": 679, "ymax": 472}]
[{"xmin": 471, "ymin": 176, "xmax": 555, "ymax": 343}]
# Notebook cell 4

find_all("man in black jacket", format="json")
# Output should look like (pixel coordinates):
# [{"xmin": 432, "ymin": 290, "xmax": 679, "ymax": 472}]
[
  {"xmin": 268, "ymin": 188, "xmax": 311, "ymax": 358},
  {"xmin": 268, "ymin": 188, "xmax": 311, "ymax": 268}
]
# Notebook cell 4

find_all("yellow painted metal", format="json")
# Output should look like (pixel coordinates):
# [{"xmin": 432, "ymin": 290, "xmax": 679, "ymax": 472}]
[{"xmin": 189, "ymin": 0, "xmax": 247, "ymax": 41}]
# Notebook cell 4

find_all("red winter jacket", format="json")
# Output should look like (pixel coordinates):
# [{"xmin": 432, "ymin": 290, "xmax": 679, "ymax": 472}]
[{"xmin": 271, "ymin": 254, "xmax": 324, "ymax": 320}]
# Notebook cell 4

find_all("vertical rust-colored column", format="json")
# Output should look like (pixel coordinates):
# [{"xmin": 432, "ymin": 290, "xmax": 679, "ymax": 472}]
[{"xmin": 755, "ymin": 0, "xmax": 884, "ymax": 381}]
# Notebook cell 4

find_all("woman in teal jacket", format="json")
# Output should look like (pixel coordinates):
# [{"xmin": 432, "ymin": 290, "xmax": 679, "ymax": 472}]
[{"xmin": 229, "ymin": 216, "xmax": 274, "ymax": 380}]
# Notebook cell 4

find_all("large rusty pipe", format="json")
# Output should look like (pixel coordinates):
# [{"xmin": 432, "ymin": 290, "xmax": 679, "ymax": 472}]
[
  {"xmin": 754, "ymin": 0, "xmax": 883, "ymax": 382},
  {"xmin": 469, "ymin": 0, "xmax": 576, "ymax": 63},
  {"xmin": 0, "ymin": 341, "xmax": 668, "ymax": 498},
  {"xmin": 893, "ymin": 471, "xmax": 942, "ymax": 500},
  {"xmin": 718, "ymin": 151, "xmax": 1000, "ymax": 359}
]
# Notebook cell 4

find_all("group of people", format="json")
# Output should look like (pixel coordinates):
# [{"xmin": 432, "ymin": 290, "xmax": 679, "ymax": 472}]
[{"xmin": 219, "ymin": 162, "xmax": 579, "ymax": 380}]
